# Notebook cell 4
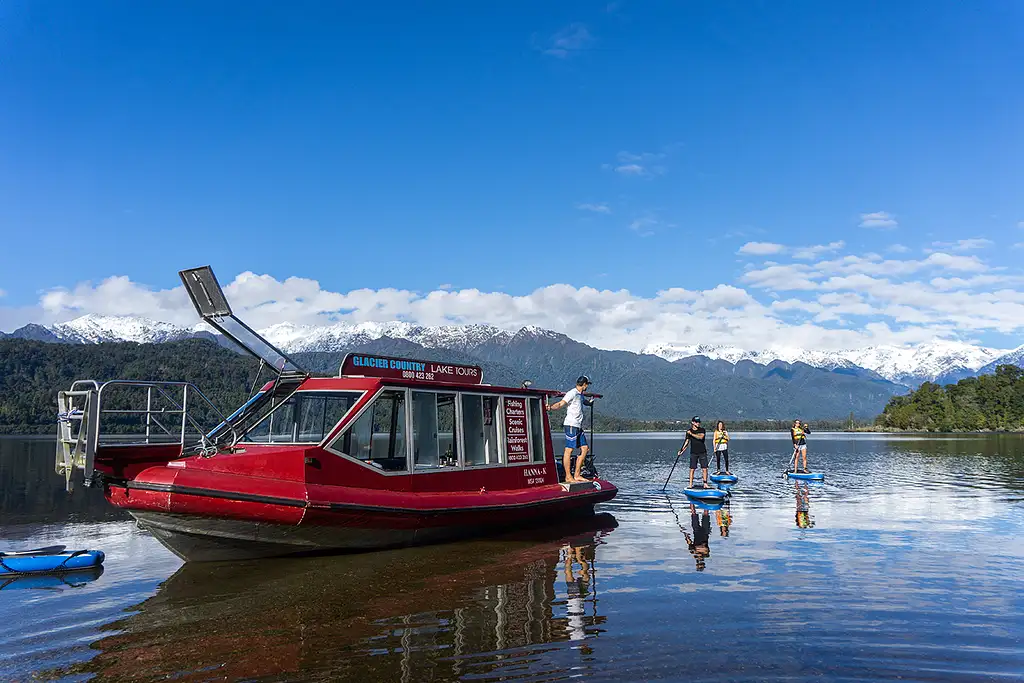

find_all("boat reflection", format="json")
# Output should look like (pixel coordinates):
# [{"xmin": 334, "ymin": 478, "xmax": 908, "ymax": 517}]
[
  {"xmin": 795, "ymin": 481, "xmax": 815, "ymax": 528},
  {"xmin": 54, "ymin": 514, "xmax": 617, "ymax": 682}
]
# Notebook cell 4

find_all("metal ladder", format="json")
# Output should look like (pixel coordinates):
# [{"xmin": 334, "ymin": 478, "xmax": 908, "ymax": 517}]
[{"xmin": 56, "ymin": 381, "xmax": 100, "ymax": 492}]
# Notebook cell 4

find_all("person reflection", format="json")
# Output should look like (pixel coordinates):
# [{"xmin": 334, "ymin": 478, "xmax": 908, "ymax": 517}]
[
  {"xmin": 795, "ymin": 481, "xmax": 814, "ymax": 528},
  {"xmin": 563, "ymin": 541, "xmax": 594, "ymax": 641},
  {"xmin": 683, "ymin": 503, "xmax": 712, "ymax": 571},
  {"xmin": 715, "ymin": 506, "xmax": 731, "ymax": 538}
]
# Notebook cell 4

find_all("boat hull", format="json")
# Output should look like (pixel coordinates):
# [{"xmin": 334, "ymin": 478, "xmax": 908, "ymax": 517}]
[{"xmin": 124, "ymin": 482, "xmax": 617, "ymax": 562}]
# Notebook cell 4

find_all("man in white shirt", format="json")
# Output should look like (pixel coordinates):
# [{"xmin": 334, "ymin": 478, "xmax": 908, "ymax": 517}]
[{"xmin": 546, "ymin": 375, "xmax": 594, "ymax": 483}]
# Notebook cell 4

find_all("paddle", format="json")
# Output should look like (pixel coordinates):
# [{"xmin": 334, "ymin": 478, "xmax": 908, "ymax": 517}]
[
  {"xmin": 0, "ymin": 545, "xmax": 67, "ymax": 557},
  {"xmin": 784, "ymin": 445, "xmax": 797, "ymax": 476},
  {"xmin": 662, "ymin": 444, "xmax": 687, "ymax": 491}
]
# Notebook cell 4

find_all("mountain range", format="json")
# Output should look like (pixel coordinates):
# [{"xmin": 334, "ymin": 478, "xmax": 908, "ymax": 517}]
[{"xmin": 2, "ymin": 314, "xmax": 1022, "ymax": 420}]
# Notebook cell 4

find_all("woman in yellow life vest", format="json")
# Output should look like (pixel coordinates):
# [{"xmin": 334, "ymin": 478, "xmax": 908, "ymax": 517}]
[
  {"xmin": 790, "ymin": 419, "xmax": 810, "ymax": 473},
  {"xmin": 713, "ymin": 420, "xmax": 731, "ymax": 475}
]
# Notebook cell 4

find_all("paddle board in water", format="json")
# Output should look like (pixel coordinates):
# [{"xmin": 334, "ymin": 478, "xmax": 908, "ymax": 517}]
[
  {"xmin": 684, "ymin": 486, "xmax": 728, "ymax": 501},
  {"xmin": 0, "ymin": 547, "xmax": 105, "ymax": 576},
  {"xmin": 786, "ymin": 471, "xmax": 825, "ymax": 481},
  {"xmin": 709, "ymin": 473, "xmax": 738, "ymax": 484}
]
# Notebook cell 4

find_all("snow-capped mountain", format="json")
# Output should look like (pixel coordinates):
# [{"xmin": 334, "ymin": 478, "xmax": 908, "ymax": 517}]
[
  {"xmin": 48, "ymin": 314, "xmax": 202, "ymax": 344},
  {"xmin": 258, "ymin": 321, "xmax": 513, "ymax": 354},
  {"xmin": 5, "ymin": 314, "xmax": 1019, "ymax": 387},
  {"xmin": 840, "ymin": 341, "xmax": 1002, "ymax": 386},
  {"xmin": 640, "ymin": 343, "xmax": 862, "ymax": 370},
  {"xmin": 642, "ymin": 340, "xmax": 1006, "ymax": 386},
  {"xmin": 976, "ymin": 345, "xmax": 1024, "ymax": 376}
]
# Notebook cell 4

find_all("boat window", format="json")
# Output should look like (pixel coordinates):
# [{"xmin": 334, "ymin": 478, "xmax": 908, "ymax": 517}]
[
  {"xmin": 412, "ymin": 391, "xmax": 459, "ymax": 469},
  {"xmin": 528, "ymin": 397, "xmax": 547, "ymax": 463},
  {"xmin": 242, "ymin": 392, "xmax": 361, "ymax": 444},
  {"xmin": 461, "ymin": 394, "xmax": 502, "ymax": 467},
  {"xmin": 240, "ymin": 399, "xmax": 297, "ymax": 443},
  {"xmin": 269, "ymin": 401, "xmax": 297, "ymax": 442},
  {"xmin": 331, "ymin": 390, "xmax": 408, "ymax": 472},
  {"xmin": 297, "ymin": 392, "xmax": 362, "ymax": 442}
]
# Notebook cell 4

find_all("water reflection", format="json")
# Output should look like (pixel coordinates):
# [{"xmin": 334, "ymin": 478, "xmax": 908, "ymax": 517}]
[
  {"xmin": 794, "ymin": 481, "xmax": 815, "ymax": 529},
  {"xmin": 0, "ymin": 565, "xmax": 104, "ymax": 592},
  {"xmin": 715, "ymin": 506, "xmax": 732, "ymax": 537},
  {"xmin": 665, "ymin": 495, "xmax": 728, "ymax": 571},
  {"xmin": 51, "ymin": 514, "xmax": 616, "ymax": 682}
]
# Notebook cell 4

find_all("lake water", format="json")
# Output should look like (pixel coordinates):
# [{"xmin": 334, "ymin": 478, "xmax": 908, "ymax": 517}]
[{"xmin": 2, "ymin": 433, "xmax": 1024, "ymax": 682}]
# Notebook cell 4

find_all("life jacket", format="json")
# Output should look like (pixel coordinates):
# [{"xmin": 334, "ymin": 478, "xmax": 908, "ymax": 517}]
[
  {"xmin": 714, "ymin": 430, "xmax": 729, "ymax": 446},
  {"xmin": 791, "ymin": 426, "xmax": 805, "ymax": 444}
]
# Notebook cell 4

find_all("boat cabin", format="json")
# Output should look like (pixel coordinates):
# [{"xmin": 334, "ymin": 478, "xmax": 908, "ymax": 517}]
[{"xmin": 218, "ymin": 354, "xmax": 559, "ymax": 490}]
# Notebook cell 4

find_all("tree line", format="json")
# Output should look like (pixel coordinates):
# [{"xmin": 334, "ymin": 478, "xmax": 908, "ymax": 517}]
[{"xmin": 877, "ymin": 365, "xmax": 1024, "ymax": 432}]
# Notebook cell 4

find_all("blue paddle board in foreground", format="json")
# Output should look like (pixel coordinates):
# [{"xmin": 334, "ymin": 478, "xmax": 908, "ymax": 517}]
[
  {"xmin": 684, "ymin": 486, "xmax": 729, "ymax": 501},
  {"xmin": 0, "ymin": 546, "xmax": 105, "ymax": 576},
  {"xmin": 709, "ymin": 473, "xmax": 738, "ymax": 484},
  {"xmin": 786, "ymin": 471, "xmax": 825, "ymax": 481}
]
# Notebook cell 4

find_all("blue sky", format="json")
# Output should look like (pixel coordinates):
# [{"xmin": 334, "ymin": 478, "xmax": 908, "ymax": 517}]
[{"xmin": 2, "ymin": 1, "xmax": 1023, "ymax": 351}]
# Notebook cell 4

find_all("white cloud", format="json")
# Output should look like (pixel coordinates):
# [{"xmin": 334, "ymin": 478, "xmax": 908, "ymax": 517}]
[
  {"xmin": 741, "ymin": 264, "xmax": 819, "ymax": 291},
  {"xmin": 792, "ymin": 241, "xmax": 845, "ymax": 260},
  {"xmin": 929, "ymin": 238, "xmax": 993, "ymax": 252},
  {"xmin": 615, "ymin": 164, "xmax": 647, "ymax": 175},
  {"xmin": 0, "ymin": 289, "xmax": 6, "ymax": 298},
  {"xmin": 859, "ymin": 211, "xmax": 898, "ymax": 229},
  {"xmin": 577, "ymin": 202, "xmax": 611, "ymax": 214},
  {"xmin": 1014, "ymin": 242, "xmax": 1024, "ymax": 249},
  {"xmin": 608, "ymin": 150, "xmax": 667, "ymax": 177},
  {"xmin": 887, "ymin": 244, "xmax": 910, "ymax": 253},
  {"xmin": 6, "ymin": 238, "xmax": 1024, "ymax": 353},
  {"xmin": 537, "ymin": 23, "xmax": 594, "ymax": 58},
  {"xmin": 737, "ymin": 241, "xmax": 785, "ymax": 256},
  {"xmin": 922, "ymin": 252, "xmax": 987, "ymax": 272},
  {"xmin": 1018, "ymin": 221, "xmax": 1024, "ymax": 229},
  {"xmin": 628, "ymin": 216, "xmax": 658, "ymax": 237}
]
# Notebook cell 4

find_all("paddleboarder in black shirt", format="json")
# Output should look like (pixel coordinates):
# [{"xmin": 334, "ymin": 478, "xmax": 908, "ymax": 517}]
[{"xmin": 678, "ymin": 416, "xmax": 709, "ymax": 488}]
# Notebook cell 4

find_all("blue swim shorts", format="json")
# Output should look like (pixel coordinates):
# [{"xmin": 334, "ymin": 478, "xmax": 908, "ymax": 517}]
[{"xmin": 564, "ymin": 426, "xmax": 588, "ymax": 449}]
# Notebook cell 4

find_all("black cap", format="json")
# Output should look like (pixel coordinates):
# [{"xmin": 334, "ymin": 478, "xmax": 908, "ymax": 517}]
[
  {"xmin": 692, "ymin": 416, "xmax": 701, "ymax": 423},
  {"xmin": 576, "ymin": 375, "xmax": 591, "ymax": 386}
]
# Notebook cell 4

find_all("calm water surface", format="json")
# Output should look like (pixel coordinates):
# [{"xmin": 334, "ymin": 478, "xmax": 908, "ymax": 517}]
[{"xmin": 2, "ymin": 433, "xmax": 1024, "ymax": 682}]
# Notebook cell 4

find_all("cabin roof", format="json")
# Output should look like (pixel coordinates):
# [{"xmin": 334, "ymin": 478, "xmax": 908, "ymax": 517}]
[{"xmin": 297, "ymin": 375, "xmax": 554, "ymax": 396}]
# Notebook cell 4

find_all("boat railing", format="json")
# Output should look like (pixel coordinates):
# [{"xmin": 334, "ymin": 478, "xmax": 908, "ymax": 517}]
[{"xmin": 56, "ymin": 379, "xmax": 232, "ymax": 491}]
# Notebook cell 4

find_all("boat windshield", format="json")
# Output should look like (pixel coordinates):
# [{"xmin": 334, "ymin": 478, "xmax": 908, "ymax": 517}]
[
  {"xmin": 212, "ymin": 316, "xmax": 299, "ymax": 373},
  {"xmin": 179, "ymin": 266, "xmax": 303, "ymax": 374}
]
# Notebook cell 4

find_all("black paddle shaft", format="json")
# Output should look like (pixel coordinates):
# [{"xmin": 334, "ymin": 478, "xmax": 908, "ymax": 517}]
[{"xmin": 662, "ymin": 448, "xmax": 685, "ymax": 491}]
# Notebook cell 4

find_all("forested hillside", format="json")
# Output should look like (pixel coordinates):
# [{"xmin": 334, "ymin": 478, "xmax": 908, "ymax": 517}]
[
  {"xmin": 0, "ymin": 335, "xmax": 901, "ymax": 434},
  {"xmin": 0, "ymin": 339, "xmax": 259, "ymax": 434},
  {"xmin": 877, "ymin": 365, "xmax": 1024, "ymax": 431}
]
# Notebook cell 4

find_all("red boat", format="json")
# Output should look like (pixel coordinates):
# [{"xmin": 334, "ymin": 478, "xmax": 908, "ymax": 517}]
[{"xmin": 55, "ymin": 267, "xmax": 617, "ymax": 562}]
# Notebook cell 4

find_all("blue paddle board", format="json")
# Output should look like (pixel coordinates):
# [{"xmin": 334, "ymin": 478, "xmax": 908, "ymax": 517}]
[
  {"xmin": 684, "ymin": 486, "xmax": 728, "ymax": 501},
  {"xmin": 0, "ymin": 547, "xmax": 105, "ymax": 576},
  {"xmin": 786, "ymin": 471, "xmax": 824, "ymax": 481},
  {"xmin": 709, "ymin": 473, "xmax": 738, "ymax": 484}
]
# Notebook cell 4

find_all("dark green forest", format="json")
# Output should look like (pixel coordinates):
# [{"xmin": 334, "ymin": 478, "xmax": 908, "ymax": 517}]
[
  {"xmin": 0, "ymin": 339, "xmax": 258, "ymax": 434},
  {"xmin": 877, "ymin": 365, "xmax": 1024, "ymax": 432}
]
